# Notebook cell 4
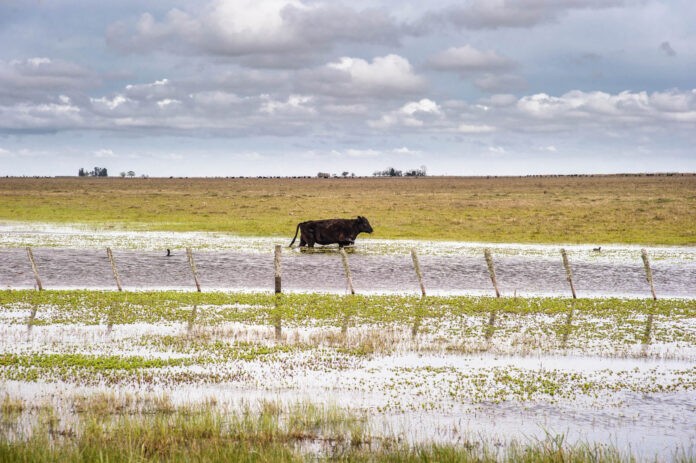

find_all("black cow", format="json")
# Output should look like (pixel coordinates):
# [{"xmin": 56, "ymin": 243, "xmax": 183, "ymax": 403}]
[{"xmin": 289, "ymin": 216, "xmax": 373, "ymax": 248}]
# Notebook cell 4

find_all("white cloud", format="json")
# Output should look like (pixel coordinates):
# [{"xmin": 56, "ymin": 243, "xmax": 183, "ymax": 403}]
[
  {"xmin": 260, "ymin": 94, "xmax": 315, "ymax": 114},
  {"xmin": 457, "ymin": 124, "xmax": 496, "ymax": 133},
  {"xmin": 369, "ymin": 98, "xmax": 442, "ymax": 129},
  {"xmin": 516, "ymin": 90, "xmax": 696, "ymax": 124},
  {"xmin": 326, "ymin": 54, "xmax": 425, "ymax": 95},
  {"xmin": 428, "ymin": 45, "xmax": 513, "ymax": 72},
  {"xmin": 106, "ymin": 0, "xmax": 401, "ymax": 65}
]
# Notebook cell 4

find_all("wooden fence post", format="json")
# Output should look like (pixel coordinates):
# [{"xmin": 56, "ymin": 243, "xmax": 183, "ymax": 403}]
[
  {"xmin": 339, "ymin": 248, "xmax": 355, "ymax": 295},
  {"xmin": 483, "ymin": 248, "xmax": 500, "ymax": 342},
  {"xmin": 641, "ymin": 249, "xmax": 657, "ymax": 300},
  {"xmin": 25, "ymin": 248, "xmax": 42, "ymax": 335},
  {"xmin": 484, "ymin": 248, "xmax": 501, "ymax": 298},
  {"xmin": 106, "ymin": 247, "xmax": 123, "ymax": 291},
  {"xmin": 187, "ymin": 248, "xmax": 201, "ymax": 292},
  {"xmin": 26, "ymin": 247, "xmax": 43, "ymax": 291},
  {"xmin": 410, "ymin": 249, "xmax": 426, "ymax": 337},
  {"xmin": 560, "ymin": 249, "xmax": 577, "ymax": 299},
  {"xmin": 411, "ymin": 249, "xmax": 426, "ymax": 297},
  {"xmin": 274, "ymin": 245, "xmax": 282, "ymax": 294}
]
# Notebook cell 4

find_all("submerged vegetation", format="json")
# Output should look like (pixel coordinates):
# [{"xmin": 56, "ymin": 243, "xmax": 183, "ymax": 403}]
[
  {"xmin": 0, "ymin": 398, "xmax": 659, "ymax": 463},
  {"xmin": 1, "ymin": 175, "xmax": 694, "ymax": 244},
  {"xmin": 2, "ymin": 289, "xmax": 693, "ymax": 326},
  {"xmin": 1, "ymin": 289, "xmax": 695, "ymax": 460}
]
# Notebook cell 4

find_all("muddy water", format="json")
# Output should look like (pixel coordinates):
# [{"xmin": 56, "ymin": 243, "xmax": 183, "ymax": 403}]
[{"xmin": 1, "ymin": 247, "xmax": 694, "ymax": 297}]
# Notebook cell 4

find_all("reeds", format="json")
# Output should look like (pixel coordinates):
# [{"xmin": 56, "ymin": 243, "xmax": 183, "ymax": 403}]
[{"xmin": 0, "ymin": 396, "xmax": 668, "ymax": 462}]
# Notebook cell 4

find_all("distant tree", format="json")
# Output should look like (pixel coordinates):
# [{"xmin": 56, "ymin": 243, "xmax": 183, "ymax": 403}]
[
  {"xmin": 78, "ymin": 168, "xmax": 87, "ymax": 177},
  {"xmin": 342, "ymin": 171, "xmax": 349, "ymax": 177},
  {"xmin": 317, "ymin": 172, "xmax": 330, "ymax": 178},
  {"xmin": 385, "ymin": 167, "xmax": 402, "ymax": 177},
  {"xmin": 90, "ymin": 167, "xmax": 108, "ymax": 177},
  {"xmin": 127, "ymin": 171, "xmax": 135, "ymax": 178},
  {"xmin": 405, "ymin": 167, "xmax": 426, "ymax": 177},
  {"xmin": 119, "ymin": 171, "xmax": 126, "ymax": 178}
]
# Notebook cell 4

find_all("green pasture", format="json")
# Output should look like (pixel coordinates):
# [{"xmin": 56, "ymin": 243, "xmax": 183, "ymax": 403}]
[{"xmin": 1, "ymin": 175, "xmax": 694, "ymax": 244}]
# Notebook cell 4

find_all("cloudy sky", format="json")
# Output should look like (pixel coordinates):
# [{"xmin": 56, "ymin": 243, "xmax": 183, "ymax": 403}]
[{"xmin": 1, "ymin": 0, "xmax": 695, "ymax": 177}]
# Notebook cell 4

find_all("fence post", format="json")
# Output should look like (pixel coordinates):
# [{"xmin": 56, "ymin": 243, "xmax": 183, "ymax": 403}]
[
  {"xmin": 641, "ymin": 249, "xmax": 657, "ymax": 301},
  {"xmin": 482, "ymin": 248, "xmax": 500, "ymax": 343},
  {"xmin": 106, "ymin": 247, "xmax": 123, "ymax": 291},
  {"xmin": 410, "ymin": 249, "xmax": 426, "ymax": 337},
  {"xmin": 25, "ymin": 248, "xmax": 42, "ymax": 335},
  {"xmin": 560, "ymin": 249, "xmax": 577, "ymax": 299},
  {"xmin": 187, "ymin": 248, "xmax": 201, "ymax": 292},
  {"xmin": 411, "ymin": 249, "xmax": 426, "ymax": 297},
  {"xmin": 339, "ymin": 248, "xmax": 355, "ymax": 295},
  {"xmin": 26, "ymin": 247, "xmax": 43, "ymax": 291},
  {"xmin": 484, "ymin": 248, "xmax": 501, "ymax": 298},
  {"xmin": 274, "ymin": 245, "xmax": 282, "ymax": 294}
]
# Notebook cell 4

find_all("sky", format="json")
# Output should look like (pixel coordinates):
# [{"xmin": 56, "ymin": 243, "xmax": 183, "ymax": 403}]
[{"xmin": 0, "ymin": 0, "xmax": 695, "ymax": 177}]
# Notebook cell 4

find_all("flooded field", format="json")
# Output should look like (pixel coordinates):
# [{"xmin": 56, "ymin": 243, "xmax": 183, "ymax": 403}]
[
  {"xmin": 2, "ymin": 290, "xmax": 695, "ymax": 460},
  {"xmin": 1, "ymin": 223, "xmax": 695, "ymax": 460},
  {"xmin": 0, "ymin": 223, "xmax": 694, "ymax": 298}
]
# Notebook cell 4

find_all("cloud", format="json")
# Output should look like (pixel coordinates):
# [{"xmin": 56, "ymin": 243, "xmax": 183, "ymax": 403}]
[
  {"xmin": 473, "ymin": 74, "xmax": 527, "ymax": 93},
  {"xmin": 428, "ymin": 45, "xmax": 514, "ymax": 72},
  {"xmin": 0, "ymin": 58, "xmax": 95, "ymax": 103},
  {"xmin": 515, "ymin": 90, "xmax": 696, "ymax": 129},
  {"xmin": 106, "ymin": 0, "xmax": 401, "ymax": 66},
  {"xmin": 659, "ymin": 41, "xmax": 676, "ymax": 57},
  {"xmin": 259, "ymin": 94, "xmax": 315, "ymax": 115},
  {"xmin": 324, "ymin": 54, "xmax": 425, "ymax": 96},
  {"xmin": 421, "ymin": 0, "xmax": 632, "ymax": 30},
  {"xmin": 369, "ymin": 98, "xmax": 442, "ymax": 128},
  {"xmin": 457, "ymin": 124, "xmax": 496, "ymax": 134}
]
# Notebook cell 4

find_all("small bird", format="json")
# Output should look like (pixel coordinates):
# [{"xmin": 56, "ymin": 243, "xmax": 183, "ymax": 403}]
[
  {"xmin": 166, "ymin": 248, "xmax": 171, "ymax": 256},
  {"xmin": 592, "ymin": 246, "xmax": 602, "ymax": 252}
]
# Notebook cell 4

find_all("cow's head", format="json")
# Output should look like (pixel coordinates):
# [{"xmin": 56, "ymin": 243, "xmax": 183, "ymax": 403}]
[{"xmin": 356, "ymin": 216, "xmax": 373, "ymax": 233}]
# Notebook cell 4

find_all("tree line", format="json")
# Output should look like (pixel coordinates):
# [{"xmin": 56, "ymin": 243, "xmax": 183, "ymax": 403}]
[
  {"xmin": 373, "ymin": 165, "xmax": 427, "ymax": 177},
  {"xmin": 78, "ymin": 167, "xmax": 108, "ymax": 177}
]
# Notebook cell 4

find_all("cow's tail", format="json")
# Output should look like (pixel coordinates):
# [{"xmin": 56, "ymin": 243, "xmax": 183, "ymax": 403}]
[{"xmin": 288, "ymin": 223, "xmax": 301, "ymax": 247}]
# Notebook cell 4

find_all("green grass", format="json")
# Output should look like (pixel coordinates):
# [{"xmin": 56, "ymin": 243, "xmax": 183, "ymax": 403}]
[
  {"xmin": 2, "ymin": 289, "xmax": 693, "ymax": 326},
  {"xmin": 1, "ymin": 175, "xmax": 695, "ymax": 244},
  {"xmin": 0, "ymin": 399, "xmax": 676, "ymax": 463}
]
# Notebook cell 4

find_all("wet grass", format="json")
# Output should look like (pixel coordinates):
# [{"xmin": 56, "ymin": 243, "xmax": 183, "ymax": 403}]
[
  {"xmin": 2, "ymin": 289, "xmax": 693, "ymax": 326},
  {"xmin": 1, "ymin": 175, "xmax": 694, "ymax": 244},
  {"xmin": 1, "ymin": 290, "xmax": 695, "ymax": 459},
  {"xmin": 0, "ymin": 397, "xmax": 678, "ymax": 463}
]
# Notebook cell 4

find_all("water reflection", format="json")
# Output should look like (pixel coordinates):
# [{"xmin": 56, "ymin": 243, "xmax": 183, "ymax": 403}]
[{"xmin": 0, "ymin": 247, "xmax": 694, "ymax": 298}]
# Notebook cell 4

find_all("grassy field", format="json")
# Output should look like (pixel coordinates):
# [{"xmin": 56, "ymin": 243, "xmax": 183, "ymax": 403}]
[
  {"xmin": 0, "ymin": 175, "xmax": 694, "ymax": 245},
  {"xmin": 2, "ymin": 289, "xmax": 695, "ymax": 461}
]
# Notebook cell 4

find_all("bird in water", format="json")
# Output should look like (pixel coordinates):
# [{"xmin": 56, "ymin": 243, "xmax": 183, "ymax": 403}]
[
  {"xmin": 592, "ymin": 246, "xmax": 602, "ymax": 252},
  {"xmin": 166, "ymin": 248, "xmax": 171, "ymax": 256}
]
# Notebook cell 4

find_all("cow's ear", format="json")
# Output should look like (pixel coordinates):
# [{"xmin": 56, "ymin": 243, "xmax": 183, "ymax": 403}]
[{"xmin": 357, "ymin": 215, "xmax": 363, "ymax": 220}]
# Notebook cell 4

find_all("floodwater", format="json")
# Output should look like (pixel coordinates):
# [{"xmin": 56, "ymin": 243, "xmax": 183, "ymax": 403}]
[
  {"xmin": 1, "ymin": 224, "xmax": 695, "ymax": 459},
  {"xmin": 1, "ymin": 246, "xmax": 694, "ymax": 298}
]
